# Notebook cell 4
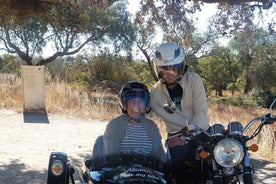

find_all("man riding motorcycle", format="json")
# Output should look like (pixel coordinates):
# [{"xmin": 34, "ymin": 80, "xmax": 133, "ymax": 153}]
[{"xmin": 149, "ymin": 42, "xmax": 210, "ymax": 182}]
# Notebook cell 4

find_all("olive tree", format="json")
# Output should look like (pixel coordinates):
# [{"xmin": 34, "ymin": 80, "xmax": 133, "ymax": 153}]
[{"xmin": 0, "ymin": 0, "xmax": 134, "ymax": 65}]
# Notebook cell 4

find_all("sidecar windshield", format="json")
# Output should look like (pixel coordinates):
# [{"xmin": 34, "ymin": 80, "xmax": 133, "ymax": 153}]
[
  {"xmin": 91, "ymin": 153, "xmax": 165, "ymax": 170},
  {"xmin": 89, "ymin": 153, "xmax": 168, "ymax": 184}
]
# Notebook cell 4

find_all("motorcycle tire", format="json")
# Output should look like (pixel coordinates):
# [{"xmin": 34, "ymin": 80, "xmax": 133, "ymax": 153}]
[
  {"xmin": 175, "ymin": 176, "xmax": 197, "ymax": 184},
  {"xmin": 212, "ymin": 170, "xmax": 222, "ymax": 184},
  {"xmin": 212, "ymin": 177, "xmax": 223, "ymax": 184},
  {"xmin": 243, "ymin": 173, "xmax": 253, "ymax": 184},
  {"xmin": 243, "ymin": 166, "xmax": 254, "ymax": 184}
]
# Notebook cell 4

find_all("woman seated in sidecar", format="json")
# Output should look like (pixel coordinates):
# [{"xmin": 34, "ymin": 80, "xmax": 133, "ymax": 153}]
[{"xmin": 86, "ymin": 81, "xmax": 168, "ymax": 183}]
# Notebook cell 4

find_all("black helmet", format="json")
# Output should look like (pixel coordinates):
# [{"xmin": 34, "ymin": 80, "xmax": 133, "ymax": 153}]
[{"xmin": 118, "ymin": 81, "xmax": 150, "ymax": 113}]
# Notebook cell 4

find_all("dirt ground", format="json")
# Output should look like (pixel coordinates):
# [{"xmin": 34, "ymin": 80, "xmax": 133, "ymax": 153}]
[{"xmin": 0, "ymin": 109, "xmax": 275, "ymax": 184}]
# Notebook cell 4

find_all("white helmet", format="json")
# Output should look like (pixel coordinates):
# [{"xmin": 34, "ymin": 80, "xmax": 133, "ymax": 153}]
[{"xmin": 153, "ymin": 42, "xmax": 186, "ymax": 79}]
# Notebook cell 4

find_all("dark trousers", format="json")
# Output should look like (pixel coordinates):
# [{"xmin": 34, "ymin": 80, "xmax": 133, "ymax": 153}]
[{"xmin": 168, "ymin": 132, "xmax": 208, "ymax": 177}]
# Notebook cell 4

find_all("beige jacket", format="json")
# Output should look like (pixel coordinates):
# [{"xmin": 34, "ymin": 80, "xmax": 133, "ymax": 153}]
[{"xmin": 150, "ymin": 71, "xmax": 210, "ymax": 133}]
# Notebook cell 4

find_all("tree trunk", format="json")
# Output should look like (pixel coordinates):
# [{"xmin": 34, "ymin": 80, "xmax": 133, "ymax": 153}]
[{"xmin": 243, "ymin": 73, "xmax": 251, "ymax": 94}]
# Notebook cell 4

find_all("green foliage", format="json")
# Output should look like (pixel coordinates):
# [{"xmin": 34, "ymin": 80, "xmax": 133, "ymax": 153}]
[
  {"xmin": 0, "ymin": 0, "xmax": 134, "ymax": 66},
  {"xmin": 207, "ymin": 95, "xmax": 243, "ymax": 106},
  {"xmin": 249, "ymin": 44, "xmax": 276, "ymax": 93},
  {"xmin": 227, "ymin": 82, "xmax": 239, "ymax": 95},
  {"xmin": 247, "ymin": 88, "xmax": 275, "ymax": 108},
  {"xmin": 45, "ymin": 58, "xmax": 67, "ymax": 82},
  {"xmin": 60, "ymin": 54, "xmax": 154, "ymax": 93},
  {"xmin": 127, "ymin": 60, "xmax": 155, "ymax": 86},
  {"xmin": 197, "ymin": 46, "xmax": 242, "ymax": 96},
  {"xmin": 0, "ymin": 54, "xmax": 23, "ymax": 74},
  {"xmin": 225, "ymin": 97, "xmax": 243, "ymax": 106}
]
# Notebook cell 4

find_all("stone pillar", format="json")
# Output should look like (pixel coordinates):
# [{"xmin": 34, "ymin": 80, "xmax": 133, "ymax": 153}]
[{"xmin": 21, "ymin": 65, "xmax": 46, "ymax": 112}]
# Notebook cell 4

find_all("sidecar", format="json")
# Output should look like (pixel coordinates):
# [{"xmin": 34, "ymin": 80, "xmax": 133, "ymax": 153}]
[
  {"xmin": 47, "ymin": 151, "xmax": 170, "ymax": 184},
  {"xmin": 47, "ymin": 134, "xmax": 171, "ymax": 184}
]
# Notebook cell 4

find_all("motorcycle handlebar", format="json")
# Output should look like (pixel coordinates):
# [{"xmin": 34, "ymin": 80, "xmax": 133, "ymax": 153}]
[
  {"xmin": 167, "ymin": 128, "xmax": 188, "ymax": 138},
  {"xmin": 263, "ymin": 113, "xmax": 276, "ymax": 124},
  {"xmin": 243, "ymin": 98, "xmax": 276, "ymax": 133},
  {"xmin": 167, "ymin": 125, "xmax": 201, "ymax": 138},
  {"xmin": 168, "ymin": 98, "xmax": 276, "ymax": 138}
]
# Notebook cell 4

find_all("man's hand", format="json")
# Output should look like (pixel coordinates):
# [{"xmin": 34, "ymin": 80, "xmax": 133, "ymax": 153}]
[{"xmin": 167, "ymin": 136, "xmax": 186, "ymax": 148}]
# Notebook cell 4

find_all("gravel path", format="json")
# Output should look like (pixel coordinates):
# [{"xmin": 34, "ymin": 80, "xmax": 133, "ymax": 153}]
[
  {"xmin": 0, "ymin": 109, "xmax": 275, "ymax": 183},
  {"xmin": 0, "ymin": 109, "xmax": 108, "ymax": 184}
]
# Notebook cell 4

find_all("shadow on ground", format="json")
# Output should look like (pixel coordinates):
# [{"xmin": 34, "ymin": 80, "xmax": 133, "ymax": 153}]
[
  {"xmin": 0, "ymin": 159, "xmax": 47, "ymax": 183},
  {"xmin": 251, "ymin": 157, "xmax": 276, "ymax": 183},
  {"xmin": 23, "ymin": 112, "xmax": 49, "ymax": 124}
]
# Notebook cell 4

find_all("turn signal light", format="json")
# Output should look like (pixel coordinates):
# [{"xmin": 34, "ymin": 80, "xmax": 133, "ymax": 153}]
[
  {"xmin": 199, "ymin": 150, "xmax": 209, "ymax": 159},
  {"xmin": 51, "ymin": 160, "xmax": 64, "ymax": 176},
  {"xmin": 249, "ymin": 144, "xmax": 258, "ymax": 152}
]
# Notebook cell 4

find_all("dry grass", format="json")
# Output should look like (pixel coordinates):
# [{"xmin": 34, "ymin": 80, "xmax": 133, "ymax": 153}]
[
  {"xmin": 0, "ymin": 75, "xmax": 120, "ymax": 120},
  {"xmin": 0, "ymin": 74, "xmax": 22, "ymax": 109},
  {"xmin": 0, "ymin": 75, "xmax": 275, "ymax": 161},
  {"xmin": 45, "ymin": 81, "xmax": 120, "ymax": 120}
]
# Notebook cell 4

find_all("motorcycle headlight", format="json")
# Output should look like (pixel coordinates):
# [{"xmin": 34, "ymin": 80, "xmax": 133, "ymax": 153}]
[{"xmin": 214, "ymin": 138, "xmax": 244, "ymax": 167}]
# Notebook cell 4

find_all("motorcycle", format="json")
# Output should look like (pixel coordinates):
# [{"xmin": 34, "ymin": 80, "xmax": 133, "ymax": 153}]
[
  {"xmin": 47, "ymin": 98, "xmax": 276, "ymax": 184},
  {"xmin": 167, "ymin": 98, "xmax": 276, "ymax": 184}
]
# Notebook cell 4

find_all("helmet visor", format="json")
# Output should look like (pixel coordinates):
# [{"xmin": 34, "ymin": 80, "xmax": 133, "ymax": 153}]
[
  {"xmin": 125, "ymin": 92, "xmax": 149, "ymax": 108},
  {"xmin": 157, "ymin": 62, "xmax": 184, "ymax": 77},
  {"xmin": 157, "ymin": 64, "xmax": 180, "ymax": 72}
]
